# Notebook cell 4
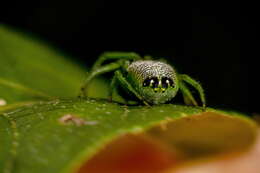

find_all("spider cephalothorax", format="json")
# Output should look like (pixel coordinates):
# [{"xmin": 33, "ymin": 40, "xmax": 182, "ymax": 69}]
[
  {"xmin": 80, "ymin": 52, "xmax": 206, "ymax": 108},
  {"xmin": 127, "ymin": 60, "xmax": 179, "ymax": 104}
]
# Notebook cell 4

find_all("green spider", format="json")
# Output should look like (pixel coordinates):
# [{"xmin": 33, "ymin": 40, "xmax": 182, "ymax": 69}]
[{"xmin": 80, "ymin": 52, "xmax": 206, "ymax": 109}]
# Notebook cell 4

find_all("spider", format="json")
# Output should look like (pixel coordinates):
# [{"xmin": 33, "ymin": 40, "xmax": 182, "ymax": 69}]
[{"xmin": 80, "ymin": 52, "xmax": 206, "ymax": 109}]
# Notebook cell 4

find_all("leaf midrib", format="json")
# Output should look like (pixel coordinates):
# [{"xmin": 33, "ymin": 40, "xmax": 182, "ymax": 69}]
[{"xmin": 0, "ymin": 78, "xmax": 51, "ymax": 98}]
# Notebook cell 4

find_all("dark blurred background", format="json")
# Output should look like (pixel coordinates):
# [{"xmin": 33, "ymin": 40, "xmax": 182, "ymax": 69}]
[{"xmin": 0, "ymin": 1, "xmax": 257, "ymax": 114}]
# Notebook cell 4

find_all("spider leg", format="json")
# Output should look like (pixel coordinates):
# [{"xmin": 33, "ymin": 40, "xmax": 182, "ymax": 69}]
[
  {"xmin": 179, "ymin": 81, "xmax": 198, "ymax": 106},
  {"xmin": 108, "ymin": 74, "xmax": 132, "ymax": 105},
  {"xmin": 114, "ymin": 70, "xmax": 150, "ymax": 106},
  {"xmin": 108, "ymin": 75, "xmax": 117, "ymax": 102},
  {"xmin": 79, "ymin": 62, "xmax": 121, "ymax": 97},
  {"xmin": 92, "ymin": 52, "xmax": 142, "ymax": 70},
  {"xmin": 178, "ymin": 74, "xmax": 206, "ymax": 109}
]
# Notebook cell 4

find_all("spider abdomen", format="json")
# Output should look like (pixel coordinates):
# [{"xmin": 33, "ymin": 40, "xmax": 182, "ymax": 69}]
[{"xmin": 127, "ymin": 60, "xmax": 175, "ymax": 82}]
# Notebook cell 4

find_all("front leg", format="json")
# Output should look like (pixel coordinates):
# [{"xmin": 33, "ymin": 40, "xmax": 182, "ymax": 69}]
[
  {"xmin": 178, "ymin": 74, "xmax": 206, "ymax": 109},
  {"xmin": 179, "ymin": 81, "xmax": 198, "ymax": 106},
  {"xmin": 92, "ymin": 52, "xmax": 142, "ymax": 70},
  {"xmin": 108, "ymin": 75, "xmax": 117, "ymax": 102},
  {"xmin": 79, "ymin": 62, "xmax": 121, "ymax": 97},
  {"xmin": 114, "ymin": 70, "xmax": 150, "ymax": 106}
]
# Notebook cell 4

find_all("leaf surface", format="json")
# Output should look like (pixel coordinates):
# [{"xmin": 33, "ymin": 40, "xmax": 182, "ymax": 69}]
[
  {"xmin": 0, "ymin": 25, "xmax": 88, "ymax": 103},
  {"xmin": 0, "ymin": 99, "xmax": 257, "ymax": 173}
]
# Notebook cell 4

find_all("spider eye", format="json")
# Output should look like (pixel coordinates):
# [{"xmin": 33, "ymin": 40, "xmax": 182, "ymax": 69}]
[
  {"xmin": 161, "ymin": 77, "xmax": 174, "ymax": 88},
  {"xmin": 143, "ymin": 77, "xmax": 159, "ymax": 88}
]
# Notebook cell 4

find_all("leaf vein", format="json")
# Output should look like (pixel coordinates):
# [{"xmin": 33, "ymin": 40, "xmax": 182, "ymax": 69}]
[{"xmin": 0, "ymin": 77, "xmax": 51, "ymax": 99}]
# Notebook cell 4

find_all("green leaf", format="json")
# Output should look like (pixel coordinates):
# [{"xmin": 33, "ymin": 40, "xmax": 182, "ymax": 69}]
[
  {"xmin": 0, "ymin": 25, "xmax": 88, "ymax": 103},
  {"xmin": 0, "ymin": 99, "xmax": 257, "ymax": 173}
]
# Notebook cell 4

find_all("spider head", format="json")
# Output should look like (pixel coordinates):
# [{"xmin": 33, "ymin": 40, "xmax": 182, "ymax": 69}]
[
  {"xmin": 142, "ymin": 76, "xmax": 174, "ymax": 93},
  {"xmin": 127, "ymin": 60, "xmax": 179, "ymax": 104}
]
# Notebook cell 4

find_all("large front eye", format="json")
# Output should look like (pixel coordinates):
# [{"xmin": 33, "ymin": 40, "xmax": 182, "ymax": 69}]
[
  {"xmin": 143, "ymin": 77, "xmax": 159, "ymax": 88},
  {"xmin": 161, "ymin": 77, "xmax": 174, "ymax": 88}
]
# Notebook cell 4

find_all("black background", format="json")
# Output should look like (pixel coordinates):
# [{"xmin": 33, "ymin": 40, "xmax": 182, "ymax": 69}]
[{"xmin": 0, "ymin": 2, "xmax": 257, "ymax": 114}]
